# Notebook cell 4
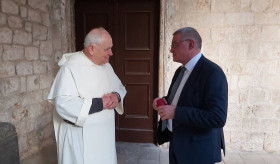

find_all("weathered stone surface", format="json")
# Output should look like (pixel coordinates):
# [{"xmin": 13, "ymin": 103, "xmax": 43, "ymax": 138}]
[
  {"xmin": 20, "ymin": 77, "xmax": 26, "ymax": 93},
  {"xmin": 54, "ymin": 51, "xmax": 62, "ymax": 62},
  {"xmin": 13, "ymin": 30, "xmax": 32, "ymax": 45},
  {"xmin": 260, "ymin": 119, "xmax": 279, "ymax": 133},
  {"xmin": 26, "ymin": 104, "xmax": 43, "ymax": 118},
  {"xmin": 16, "ymin": 61, "xmax": 33, "ymax": 76},
  {"xmin": 41, "ymin": 13, "xmax": 50, "ymax": 26},
  {"xmin": 0, "ymin": 27, "xmax": 12, "ymax": 44},
  {"xmin": 0, "ymin": 122, "xmax": 20, "ymax": 164},
  {"xmin": 251, "ymin": 0, "xmax": 272, "ymax": 12},
  {"xmin": 33, "ymin": 61, "xmax": 47, "ymax": 74},
  {"xmin": 39, "ymin": 74, "xmax": 53, "ymax": 89},
  {"xmin": 54, "ymin": 8, "xmax": 61, "ymax": 21},
  {"xmin": 28, "ymin": 0, "xmax": 50, "ymax": 12},
  {"xmin": 225, "ymin": 12, "xmax": 254, "ymax": 26},
  {"xmin": 255, "ymin": 13, "xmax": 278, "ymax": 25},
  {"xmin": 25, "ymin": 46, "xmax": 39, "ymax": 60},
  {"xmin": 1, "ymin": 0, "xmax": 19, "ymax": 15},
  {"xmin": 12, "ymin": 107, "xmax": 28, "ymax": 121},
  {"xmin": 0, "ymin": 95, "xmax": 20, "ymax": 111},
  {"xmin": 264, "ymin": 133, "xmax": 280, "ymax": 152},
  {"xmin": 241, "ymin": 26, "xmax": 262, "ymax": 41},
  {"xmin": 40, "ymin": 40, "xmax": 53, "ymax": 56},
  {"xmin": 2, "ymin": 0, "xmax": 280, "ymax": 162},
  {"xmin": 3, "ymin": 45, "xmax": 24, "ymax": 61},
  {"xmin": 33, "ymin": 24, "xmax": 48, "ymax": 41},
  {"xmin": 28, "ymin": 9, "xmax": 41, "ymax": 23},
  {"xmin": 17, "ymin": 135, "xmax": 27, "ymax": 155},
  {"xmin": 261, "ymin": 26, "xmax": 280, "ymax": 41},
  {"xmin": 20, "ymin": 6, "xmax": 27, "ymax": 18},
  {"xmin": 211, "ymin": 27, "xmax": 242, "ymax": 42},
  {"xmin": 21, "ymin": 90, "xmax": 43, "ymax": 106},
  {"xmin": 0, "ymin": 77, "xmax": 20, "ymax": 96},
  {"xmin": 0, "ymin": 62, "xmax": 15, "ymax": 77},
  {"xmin": 242, "ymin": 118, "xmax": 259, "ymax": 132},
  {"xmin": 186, "ymin": 13, "xmax": 224, "ymax": 27},
  {"xmin": 8, "ymin": 16, "xmax": 23, "ymax": 28},
  {"xmin": 24, "ymin": 22, "xmax": 32, "ymax": 32},
  {"xmin": 252, "ymin": 104, "xmax": 274, "ymax": 118},
  {"xmin": 15, "ymin": 0, "xmax": 26, "ymax": 5},
  {"xmin": 211, "ymin": 0, "xmax": 250, "ymax": 12},
  {"xmin": 0, "ymin": 13, "xmax": 7, "ymax": 26},
  {"xmin": 27, "ymin": 75, "xmax": 40, "ymax": 91}
]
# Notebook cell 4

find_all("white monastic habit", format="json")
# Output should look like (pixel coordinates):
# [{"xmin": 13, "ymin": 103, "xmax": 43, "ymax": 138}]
[{"xmin": 48, "ymin": 51, "xmax": 126, "ymax": 164}]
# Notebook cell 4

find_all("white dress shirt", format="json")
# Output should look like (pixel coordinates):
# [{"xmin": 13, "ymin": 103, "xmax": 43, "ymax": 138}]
[{"xmin": 167, "ymin": 52, "xmax": 202, "ymax": 131}]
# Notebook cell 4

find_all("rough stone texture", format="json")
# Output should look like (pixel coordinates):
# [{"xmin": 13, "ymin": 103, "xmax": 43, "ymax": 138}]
[
  {"xmin": 0, "ymin": 62, "xmax": 16, "ymax": 77},
  {"xmin": 3, "ymin": 45, "xmax": 24, "ymax": 61},
  {"xmin": 33, "ymin": 61, "xmax": 47, "ymax": 74},
  {"xmin": 20, "ymin": 6, "xmax": 27, "ymax": 18},
  {"xmin": 33, "ymin": 24, "xmax": 48, "ymax": 41},
  {"xmin": 24, "ymin": 22, "xmax": 32, "ymax": 32},
  {"xmin": 0, "ymin": 13, "xmax": 7, "ymax": 26},
  {"xmin": 0, "ymin": 77, "xmax": 20, "ymax": 96},
  {"xmin": 8, "ymin": 16, "xmax": 23, "ymax": 28},
  {"xmin": 0, "ymin": 27, "xmax": 13, "ymax": 44},
  {"xmin": 1, "ymin": 0, "xmax": 19, "ymax": 15},
  {"xmin": 27, "ymin": 75, "xmax": 40, "ymax": 91},
  {"xmin": 0, "ymin": 122, "xmax": 20, "ymax": 164},
  {"xmin": 0, "ymin": 0, "xmax": 75, "ymax": 161},
  {"xmin": 28, "ymin": 0, "xmax": 50, "ymax": 12},
  {"xmin": 16, "ymin": 61, "xmax": 33, "ymax": 76},
  {"xmin": 0, "ymin": 0, "xmax": 279, "ymax": 162},
  {"xmin": 28, "ymin": 8, "xmax": 41, "ymax": 23},
  {"xmin": 160, "ymin": 0, "xmax": 280, "ymax": 153},
  {"xmin": 25, "ymin": 46, "xmax": 39, "ymax": 60},
  {"xmin": 13, "ymin": 30, "xmax": 32, "ymax": 45}
]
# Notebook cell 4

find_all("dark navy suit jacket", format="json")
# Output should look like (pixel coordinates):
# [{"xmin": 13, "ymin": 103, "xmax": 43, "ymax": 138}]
[{"xmin": 157, "ymin": 55, "xmax": 228, "ymax": 164}]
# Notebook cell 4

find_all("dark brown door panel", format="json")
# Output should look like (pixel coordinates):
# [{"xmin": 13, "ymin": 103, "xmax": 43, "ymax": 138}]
[{"xmin": 75, "ymin": 0, "xmax": 159, "ymax": 143}]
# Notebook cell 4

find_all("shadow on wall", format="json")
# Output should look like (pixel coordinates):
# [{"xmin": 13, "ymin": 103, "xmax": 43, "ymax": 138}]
[
  {"xmin": 0, "ymin": 122, "xmax": 20, "ymax": 164},
  {"xmin": 21, "ymin": 143, "xmax": 57, "ymax": 164}
]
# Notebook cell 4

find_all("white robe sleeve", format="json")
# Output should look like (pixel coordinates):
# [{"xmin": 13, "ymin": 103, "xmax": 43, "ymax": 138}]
[
  {"xmin": 48, "ymin": 66, "xmax": 92, "ymax": 127},
  {"xmin": 107, "ymin": 64, "xmax": 127, "ymax": 115},
  {"xmin": 114, "ymin": 83, "xmax": 126, "ymax": 115}
]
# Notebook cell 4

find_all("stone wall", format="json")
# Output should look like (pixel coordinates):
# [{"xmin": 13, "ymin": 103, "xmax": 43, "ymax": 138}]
[
  {"xmin": 160, "ymin": 0, "xmax": 280, "ymax": 152},
  {"xmin": 0, "ymin": 0, "xmax": 74, "ymax": 160},
  {"xmin": 1, "ymin": 0, "xmax": 279, "ymax": 161}
]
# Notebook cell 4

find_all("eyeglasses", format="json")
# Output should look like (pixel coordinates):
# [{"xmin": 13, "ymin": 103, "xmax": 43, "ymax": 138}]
[{"xmin": 171, "ymin": 39, "xmax": 190, "ymax": 48}]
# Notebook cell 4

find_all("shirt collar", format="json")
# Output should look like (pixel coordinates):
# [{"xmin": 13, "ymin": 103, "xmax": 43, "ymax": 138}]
[{"xmin": 184, "ymin": 52, "xmax": 202, "ymax": 71}]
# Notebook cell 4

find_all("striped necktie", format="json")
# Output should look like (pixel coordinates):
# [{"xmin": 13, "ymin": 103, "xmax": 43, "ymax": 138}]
[{"xmin": 162, "ymin": 66, "xmax": 186, "ymax": 131}]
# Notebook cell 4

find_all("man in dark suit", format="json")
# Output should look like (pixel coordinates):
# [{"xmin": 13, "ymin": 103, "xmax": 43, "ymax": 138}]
[{"xmin": 153, "ymin": 27, "xmax": 228, "ymax": 164}]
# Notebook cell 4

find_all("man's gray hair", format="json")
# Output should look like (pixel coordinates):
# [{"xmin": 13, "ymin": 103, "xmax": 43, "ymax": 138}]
[
  {"xmin": 173, "ymin": 27, "xmax": 202, "ymax": 49},
  {"xmin": 84, "ymin": 27, "xmax": 109, "ymax": 48}
]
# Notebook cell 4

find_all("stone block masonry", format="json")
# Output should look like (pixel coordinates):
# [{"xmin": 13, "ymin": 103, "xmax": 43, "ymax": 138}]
[
  {"xmin": 1, "ymin": 0, "xmax": 280, "ymax": 162},
  {"xmin": 0, "ymin": 0, "xmax": 75, "ymax": 161},
  {"xmin": 160, "ymin": 0, "xmax": 280, "ymax": 153}
]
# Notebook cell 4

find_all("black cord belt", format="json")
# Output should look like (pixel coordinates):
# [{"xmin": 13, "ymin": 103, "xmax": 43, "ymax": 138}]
[{"xmin": 63, "ymin": 119, "xmax": 75, "ymax": 125}]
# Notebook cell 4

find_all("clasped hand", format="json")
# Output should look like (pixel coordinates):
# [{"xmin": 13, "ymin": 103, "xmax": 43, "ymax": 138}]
[
  {"xmin": 102, "ymin": 93, "xmax": 119, "ymax": 109},
  {"xmin": 152, "ymin": 98, "xmax": 175, "ymax": 120}
]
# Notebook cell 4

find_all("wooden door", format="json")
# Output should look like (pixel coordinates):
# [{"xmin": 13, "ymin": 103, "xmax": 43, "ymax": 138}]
[{"xmin": 75, "ymin": 0, "xmax": 159, "ymax": 143}]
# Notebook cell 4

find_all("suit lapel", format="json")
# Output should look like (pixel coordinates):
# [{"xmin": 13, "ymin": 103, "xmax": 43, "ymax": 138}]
[{"xmin": 178, "ymin": 55, "xmax": 205, "ymax": 102}]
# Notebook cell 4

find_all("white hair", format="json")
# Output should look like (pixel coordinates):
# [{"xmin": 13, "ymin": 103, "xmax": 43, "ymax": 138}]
[{"xmin": 83, "ymin": 27, "xmax": 108, "ymax": 48}]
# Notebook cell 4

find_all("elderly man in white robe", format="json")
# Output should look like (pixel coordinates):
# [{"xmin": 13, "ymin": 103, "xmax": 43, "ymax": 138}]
[{"xmin": 48, "ymin": 27, "xmax": 126, "ymax": 164}]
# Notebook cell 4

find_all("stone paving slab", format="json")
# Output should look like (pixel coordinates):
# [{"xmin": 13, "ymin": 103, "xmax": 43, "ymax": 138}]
[{"xmin": 21, "ymin": 142, "xmax": 280, "ymax": 164}]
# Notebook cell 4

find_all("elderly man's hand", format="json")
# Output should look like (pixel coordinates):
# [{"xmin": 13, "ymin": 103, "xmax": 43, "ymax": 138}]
[
  {"xmin": 157, "ymin": 105, "xmax": 176, "ymax": 120},
  {"xmin": 102, "ymin": 93, "xmax": 118, "ymax": 109}
]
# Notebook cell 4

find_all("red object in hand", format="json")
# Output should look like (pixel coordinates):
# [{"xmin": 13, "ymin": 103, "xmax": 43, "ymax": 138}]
[{"xmin": 156, "ymin": 98, "xmax": 167, "ymax": 107}]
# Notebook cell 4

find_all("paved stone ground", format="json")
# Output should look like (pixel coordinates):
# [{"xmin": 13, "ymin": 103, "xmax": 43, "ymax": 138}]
[{"xmin": 22, "ymin": 142, "xmax": 280, "ymax": 164}]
